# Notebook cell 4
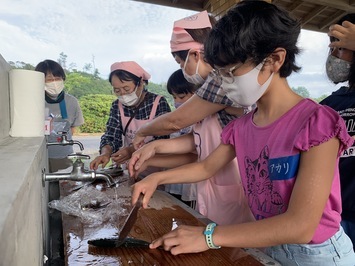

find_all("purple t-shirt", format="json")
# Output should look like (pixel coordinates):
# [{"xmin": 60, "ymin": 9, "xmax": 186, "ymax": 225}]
[{"xmin": 221, "ymin": 99, "xmax": 354, "ymax": 243}]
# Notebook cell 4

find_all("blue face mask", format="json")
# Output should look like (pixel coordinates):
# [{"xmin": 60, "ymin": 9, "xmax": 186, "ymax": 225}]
[{"xmin": 174, "ymin": 102, "xmax": 183, "ymax": 109}]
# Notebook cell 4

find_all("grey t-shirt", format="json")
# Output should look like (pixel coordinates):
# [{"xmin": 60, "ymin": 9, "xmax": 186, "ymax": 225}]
[{"xmin": 46, "ymin": 93, "xmax": 84, "ymax": 158}]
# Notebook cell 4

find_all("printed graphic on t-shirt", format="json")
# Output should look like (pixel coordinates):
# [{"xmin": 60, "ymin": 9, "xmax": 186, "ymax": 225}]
[
  {"xmin": 341, "ymin": 146, "xmax": 355, "ymax": 158},
  {"xmin": 245, "ymin": 146, "xmax": 299, "ymax": 220},
  {"xmin": 338, "ymin": 107, "xmax": 355, "ymax": 158},
  {"xmin": 125, "ymin": 128, "xmax": 136, "ymax": 143},
  {"xmin": 268, "ymin": 154, "xmax": 300, "ymax": 180}
]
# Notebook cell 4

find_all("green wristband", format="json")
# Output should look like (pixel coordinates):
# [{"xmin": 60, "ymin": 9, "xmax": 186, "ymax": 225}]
[{"xmin": 203, "ymin": 222, "xmax": 221, "ymax": 249}]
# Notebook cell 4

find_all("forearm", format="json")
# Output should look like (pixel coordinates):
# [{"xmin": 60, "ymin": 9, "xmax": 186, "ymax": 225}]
[
  {"xmin": 100, "ymin": 145, "xmax": 113, "ymax": 156},
  {"xmin": 152, "ymin": 144, "xmax": 234, "ymax": 185},
  {"xmin": 152, "ymin": 160, "xmax": 213, "ymax": 185},
  {"xmin": 155, "ymin": 134, "xmax": 195, "ymax": 154},
  {"xmin": 145, "ymin": 153, "xmax": 197, "ymax": 169},
  {"xmin": 136, "ymin": 95, "xmax": 225, "ymax": 137},
  {"xmin": 213, "ymin": 213, "xmax": 311, "ymax": 249},
  {"xmin": 139, "ymin": 134, "xmax": 195, "ymax": 156}
]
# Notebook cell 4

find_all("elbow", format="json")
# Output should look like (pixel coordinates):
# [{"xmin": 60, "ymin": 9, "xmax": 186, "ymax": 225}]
[
  {"xmin": 293, "ymin": 227, "xmax": 316, "ymax": 244},
  {"xmin": 284, "ymin": 216, "xmax": 318, "ymax": 244}
]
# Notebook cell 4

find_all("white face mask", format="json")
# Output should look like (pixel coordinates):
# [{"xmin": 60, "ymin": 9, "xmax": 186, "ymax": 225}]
[
  {"xmin": 221, "ymin": 62, "xmax": 274, "ymax": 107},
  {"xmin": 182, "ymin": 52, "xmax": 205, "ymax": 85},
  {"xmin": 45, "ymin": 80, "xmax": 64, "ymax": 97},
  {"xmin": 118, "ymin": 85, "xmax": 141, "ymax": 106}
]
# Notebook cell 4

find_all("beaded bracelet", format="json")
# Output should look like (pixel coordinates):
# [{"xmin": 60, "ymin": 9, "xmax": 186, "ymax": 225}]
[{"xmin": 203, "ymin": 222, "xmax": 221, "ymax": 249}]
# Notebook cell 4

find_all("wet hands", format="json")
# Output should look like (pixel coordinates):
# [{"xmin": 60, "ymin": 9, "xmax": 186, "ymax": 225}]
[
  {"xmin": 132, "ymin": 133, "xmax": 145, "ymax": 150},
  {"xmin": 90, "ymin": 154, "xmax": 110, "ymax": 170},
  {"xmin": 131, "ymin": 175, "xmax": 158, "ymax": 209},
  {"xmin": 149, "ymin": 225, "xmax": 208, "ymax": 255},
  {"xmin": 90, "ymin": 146, "xmax": 135, "ymax": 170},
  {"xmin": 128, "ymin": 142, "xmax": 157, "ymax": 178},
  {"xmin": 111, "ymin": 146, "xmax": 134, "ymax": 165}
]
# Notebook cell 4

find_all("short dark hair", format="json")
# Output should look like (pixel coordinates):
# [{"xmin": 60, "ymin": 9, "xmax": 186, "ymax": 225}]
[
  {"xmin": 109, "ymin": 70, "xmax": 148, "ymax": 86},
  {"xmin": 171, "ymin": 14, "xmax": 216, "ymax": 60},
  {"xmin": 35, "ymin": 59, "xmax": 66, "ymax": 80},
  {"xmin": 331, "ymin": 13, "xmax": 355, "ymax": 88},
  {"xmin": 204, "ymin": 0, "xmax": 301, "ymax": 78},
  {"xmin": 167, "ymin": 69, "xmax": 198, "ymax": 95}
]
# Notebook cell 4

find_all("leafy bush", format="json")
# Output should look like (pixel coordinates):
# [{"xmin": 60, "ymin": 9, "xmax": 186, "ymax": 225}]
[
  {"xmin": 79, "ymin": 94, "xmax": 116, "ymax": 133},
  {"xmin": 146, "ymin": 82, "xmax": 174, "ymax": 109},
  {"xmin": 66, "ymin": 71, "xmax": 112, "ymax": 99}
]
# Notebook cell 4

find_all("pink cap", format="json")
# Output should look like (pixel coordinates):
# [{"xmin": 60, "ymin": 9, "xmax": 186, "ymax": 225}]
[
  {"xmin": 170, "ymin": 10, "xmax": 212, "ymax": 53},
  {"xmin": 110, "ymin": 61, "xmax": 151, "ymax": 80}
]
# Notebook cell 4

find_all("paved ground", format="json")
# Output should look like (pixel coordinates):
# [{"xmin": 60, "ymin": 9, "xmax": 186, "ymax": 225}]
[{"xmin": 73, "ymin": 134, "xmax": 101, "ymax": 158}]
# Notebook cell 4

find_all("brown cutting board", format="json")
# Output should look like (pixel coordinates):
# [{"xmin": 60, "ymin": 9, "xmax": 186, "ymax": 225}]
[{"xmin": 60, "ymin": 183, "xmax": 263, "ymax": 266}]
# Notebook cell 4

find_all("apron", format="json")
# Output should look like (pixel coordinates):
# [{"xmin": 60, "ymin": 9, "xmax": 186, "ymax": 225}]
[
  {"xmin": 46, "ymin": 96, "xmax": 73, "ymax": 159},
  {"xmin": 166, "ymin": 127, "xmax": 196, "ymax": 202},
  {"xmin": 118, "ymin": 95, "xmax": 161, "ymax": 177},
  {"xmin": 193, "ymin": 114, "xmax": 254, "ymax": 225}
]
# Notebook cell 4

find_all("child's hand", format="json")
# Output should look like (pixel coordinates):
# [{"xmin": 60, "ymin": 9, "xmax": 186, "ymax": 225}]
[
  {"xmin": 131, "ymin": 175, "xmax": 158, "ymax": 209},
  {"xmin": 149, "ymin": 225, "xmax": 208, "ymax": 255},
  {"xmin": 128, "ymin": 143, "xmax": 157, "ymax": 178}
]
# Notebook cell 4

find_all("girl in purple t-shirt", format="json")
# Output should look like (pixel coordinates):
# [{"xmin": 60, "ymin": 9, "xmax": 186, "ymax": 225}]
[{"xmin": 131, "ymin": 1, "xmax": 355, "ymax": 264}]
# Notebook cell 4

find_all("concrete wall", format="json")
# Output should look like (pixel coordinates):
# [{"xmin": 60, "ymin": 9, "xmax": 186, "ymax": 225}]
[
  {"xmin": 0, "ymin": 55, "xmax": 47, "ymax": 266},
  {"xmin": 0, "ymin": 54, "xmax": 11, "ymax": 138}
]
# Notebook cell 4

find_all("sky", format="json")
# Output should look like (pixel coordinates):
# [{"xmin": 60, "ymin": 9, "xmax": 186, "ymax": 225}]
[{"xmin": 0, "ymin": 0, "xmax": 344, "ymax": 98}]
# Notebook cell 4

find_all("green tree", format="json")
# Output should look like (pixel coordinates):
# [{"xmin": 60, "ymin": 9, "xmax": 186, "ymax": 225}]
[
  {"xmin": 314, "ymin": 94, "xmax": 329, "ymax": 103},
  {"xmin": 58, "ymin": 52, "xmax": 68, "ymax": 70},
  {"xmin": 292, "ymin": 86, "xmax": 310, "ymax": 98},
  {"xmin": 65, "ymin": 71, "xmax": 112, "ymax": 99},
  {"xmin": 8, "ymin": 61, "xmax": 35, "ymax": 70},
  {"xmin": 79, "ymin": 94, "xmax": 116, "ymax": 133},
  {"xmin": 146, "ymin": 82, "xmax": 174, "ymax": 109}
]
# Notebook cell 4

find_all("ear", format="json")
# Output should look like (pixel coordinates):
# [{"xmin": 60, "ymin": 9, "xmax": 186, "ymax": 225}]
[
  {"xmin": 189, "ymin": 49, "xmax": 201, "ymax": 62},
  {"xmin": 138, "ymin": 77, "xmax": 144, "ymax": 86},
  {"xmin": 269, "ymin": 48, "xmax": 286, "ymax": 73}
]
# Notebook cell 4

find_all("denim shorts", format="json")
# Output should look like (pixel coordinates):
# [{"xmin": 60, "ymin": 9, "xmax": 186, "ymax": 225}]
[{"xmin": 265, "ymin": 226, "xmax": 355, "ymax": 265}]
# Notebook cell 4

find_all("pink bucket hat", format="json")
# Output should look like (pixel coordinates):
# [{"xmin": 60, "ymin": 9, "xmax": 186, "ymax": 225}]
[
  {"xmin": 110, "ymin": 61, "xmax": 151, "ymax": 80},
  {"xmin": 170, "ymin": 10, "xmax": 212, "ymax": 52}
]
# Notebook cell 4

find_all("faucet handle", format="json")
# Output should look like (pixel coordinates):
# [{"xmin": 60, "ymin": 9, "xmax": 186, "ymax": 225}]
[
  {"xmin": 57, "ymin": 131, "xmax": 69, "ymax": 142},
  {"xmin": 58, "ymin": 131, "xmax": 68, "ymax": 136},
  {"xmin": 67, "ymin": 153, "xmax": 90, "ymax": 161}
]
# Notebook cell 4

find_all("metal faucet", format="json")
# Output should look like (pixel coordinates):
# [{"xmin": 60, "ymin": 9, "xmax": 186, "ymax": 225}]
[
  {"xmin": 46, "ymin": 131, "xmax": 84, "ymax": 151},
  {"xmin": 43, "ymin": 153, "xmax": 115, "ymax": 187}
]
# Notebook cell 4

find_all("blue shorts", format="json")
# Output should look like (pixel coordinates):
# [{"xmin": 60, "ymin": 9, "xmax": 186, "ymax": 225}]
[{"xmin": 265, "ymin": 226, "xmax": 355, "ymax": 265}]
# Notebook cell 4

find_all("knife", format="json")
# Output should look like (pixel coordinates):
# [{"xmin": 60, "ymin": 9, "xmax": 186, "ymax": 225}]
[
  {"xmin": 117, "ymin": 192, "xmax": 144, "ymax": 243},
  {"xmin": 88, "ymin": 237, "xmax": 151, "ymax": 248},
  {"xmin": 87, "ymin": 193, "xmax": 144, "ymax": 248},
  {"xmin": 88, "ymin": 193, "xmax": 144, "ymax": 247}
]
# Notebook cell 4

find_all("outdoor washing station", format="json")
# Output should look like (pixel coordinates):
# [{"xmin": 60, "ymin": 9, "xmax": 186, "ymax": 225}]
[{"xmin": 0, "ymin": 55, "xmax": 281, "ymax": 266}]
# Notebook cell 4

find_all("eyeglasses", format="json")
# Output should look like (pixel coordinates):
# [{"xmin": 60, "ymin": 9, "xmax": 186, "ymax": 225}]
[
  {"xmin": 211, "ymin": 63, "xmax": 244, "ymax": 84},
  {"xmin": 45, "ymin": 76, "xmax": 63, "ymax": 83},
  {"xmin": 113, "ymin": 84, "xmax": 137, "ymax": 96},
  {"xmin": 211, "ymin": 60, "xmax": 264, "ymax": 84}
]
